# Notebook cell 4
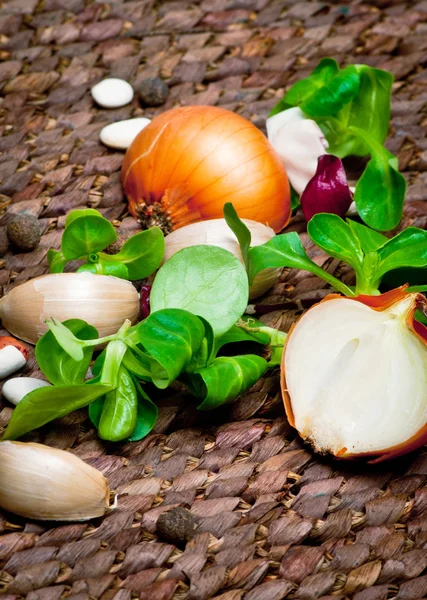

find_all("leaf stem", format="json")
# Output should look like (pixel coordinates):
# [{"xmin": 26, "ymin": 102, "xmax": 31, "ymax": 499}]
[
  {"xmin": 81, "ymin": 319, "xmax": 132, "ymax": 347},
  {"xmin": 310, "ymin": 268, "xmax": 356, "ymax": 296}
]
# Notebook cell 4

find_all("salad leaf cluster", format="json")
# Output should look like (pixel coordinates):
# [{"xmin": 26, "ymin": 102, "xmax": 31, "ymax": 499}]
[
  {"xmin": 48, "ymin": 209, "xmax": 164, "ymax": 281},
  {"xmin": 225, "ymin": 203, "xmax": 427, "ymax": 297},
  {"xmin": 3, "ymin": 246, "xmax": 286, "ymax": 443},
  {"xmin": 271, "ymin": 58, "xmax": 406, "ymax": 232}
]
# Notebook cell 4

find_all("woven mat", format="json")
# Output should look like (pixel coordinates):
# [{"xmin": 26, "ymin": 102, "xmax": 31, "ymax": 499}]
[{"xmin": 1, "ymin": 0, "xmax": 427, "ymax": 598}]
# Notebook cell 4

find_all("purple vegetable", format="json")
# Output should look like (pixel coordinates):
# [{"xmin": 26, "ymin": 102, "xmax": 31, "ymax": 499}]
[
  {"xmin": 300, "ymin": 155, "xmax": 353, "ymax": 222},
  {"xmin": 140, "ymin": 285, "xmax": 151, "ymax": 320}
]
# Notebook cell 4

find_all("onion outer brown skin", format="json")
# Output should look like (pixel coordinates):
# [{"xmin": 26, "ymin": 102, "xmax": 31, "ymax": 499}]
[
  {"xmin": 280, "ymin": 287, "xmax": 427, "ymax": 464},
  {"xmin": 122, "ymin": 105, "xmax": 291, "ymax": 233},
  {"xmin": 163, "ymin": 218, "xmax": 281, "ymax": 300}
]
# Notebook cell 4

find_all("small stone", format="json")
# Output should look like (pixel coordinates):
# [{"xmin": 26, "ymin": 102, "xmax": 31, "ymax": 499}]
[
  {"xmin": 2, "ymin": 377, "xmax": 51, "ymax": 406},
  {"xmin": 156, "ymin": 507, "xmax": 195, "ymax": 545},
  {"xmin": 138, "ymin": 77, "xmax": 169, "ymax": 107},
  {"xmin": 7, "ymin": 213, "xmax": 41, "ymax": 252},
  {"xmin": 0, "ymin": 347, "xmax": 26, "ymax": 380},
  {"xmin": 100, "ymin": 117, "xmax": 151, "ymax": 150},
  {"xmin": 91, "ymin": 78, "xmax": 134, "ymax": 108},
  {"xmin": 0, "ymin": 228, "xmax": 9, "ymax": 256}
]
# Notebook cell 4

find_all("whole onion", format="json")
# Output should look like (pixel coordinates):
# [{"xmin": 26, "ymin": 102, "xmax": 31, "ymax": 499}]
[
  {"xmin": 121, "ymin": 106, "xmax": 291, "ymax": 233},
  {"xmin": 282, "ymin": 287, "xmax": 427, "ymax": 463}
]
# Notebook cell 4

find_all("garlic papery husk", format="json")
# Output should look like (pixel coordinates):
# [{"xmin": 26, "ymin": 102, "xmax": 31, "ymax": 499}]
[
  {"xmin": 281, "ymin": 288, "xmax": 427, "ymax": 463},
  {"xmin": 267, "ymin": 107, "xmax": 328, "ymax": 195},
  {"xmin": 0, "ymin": 272, "xmax": 139, "ymax": 344},
  {"xmin": 163, "ymin": 219, "xmax": 280, "ymax": 300},
  {"xmin": 0, "ymin": 441, "xmax": 110, "ymax": 520}
]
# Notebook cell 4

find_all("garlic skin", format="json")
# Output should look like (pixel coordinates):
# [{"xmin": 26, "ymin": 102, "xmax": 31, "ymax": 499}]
[
  {"xmin": 267, "ymin": 107, "xmax": 328, "ymax": 195},
  {"xmin": 282, "ymin": 290, "xmax": 427, "ymax": 462},
  {"xmin": 0, "ymin": 441, "xmax": 110, "ymax": 521},
  {"xmin": 164, "ymin": 219, "xmax": 280, "ymax": 300},
  {"xmin": 0, "ymin": 272, "xmax": 139, "ymax": 344}
]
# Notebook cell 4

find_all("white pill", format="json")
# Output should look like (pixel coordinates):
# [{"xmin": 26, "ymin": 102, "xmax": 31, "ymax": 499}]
[
  {"xmin": 0, "ymin": 346, "xmax": 26, "ymax": 379},
  {"xmin": 100, "ymin": 117, "xmax": 151, "ymax": 150},
  {"xmin": 2, "ymin": 377, "xmax": 51, "ymax": 406},
  {"xmin": 91, "ymin": 78, "xmax": 134, "ymax": 108}
]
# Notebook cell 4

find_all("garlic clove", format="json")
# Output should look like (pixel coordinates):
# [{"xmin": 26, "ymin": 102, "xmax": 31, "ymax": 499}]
[
  {"xmin": 267, "ymin": 107, "xmax": 328, "ymax": 195},
  {"xmin": 163, "ymin": 218, "xmax": 280, "ymax": 300},
  {"xmin": 0, "ymin": 441, "xmax": 110, "ymax": 521},
  {"xmin": 2, "ymin": 377, "xmax": 51, "ymax": 406},
  {"xmin": 0, "ymin": 272, "xmax": 139, "ymax": 344},
  {"xmin": 282, "ymin": 290, "xmax": 427, "ymax": 462}
]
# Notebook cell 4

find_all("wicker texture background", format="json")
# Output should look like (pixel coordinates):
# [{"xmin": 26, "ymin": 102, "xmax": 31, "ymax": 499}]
[{"xmin": 1, "ymin": 0, "xmax": 427, "ymax": 598}]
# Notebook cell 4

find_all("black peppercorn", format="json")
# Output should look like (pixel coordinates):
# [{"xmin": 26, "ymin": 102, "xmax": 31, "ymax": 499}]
[
  {"xmin": 139, "ymin": 77, "xmax": 169, "ymax": 107},
  {"xmin": 156, "ymin": 507, "xmax": 195, "ymax": 545},
  {"xmin": 7, "ymin": 214, "xmax": 41, "ymax": 252}
]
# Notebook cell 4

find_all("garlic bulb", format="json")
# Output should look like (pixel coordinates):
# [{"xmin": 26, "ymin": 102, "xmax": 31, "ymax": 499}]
[
  {"xmin": 282, "ymin": 289, "xmax": 427, "ymax": 463},
  {"xmin": 0, "ymin": 441, "xmax": 110, "ymax": 520},
  {"xmin": 267, "ymin": 107, "xmax": 328, "ymax": 195},
  {"xmin": 0, "ymin": 272, "xmax": 139, "ymax": 344},
  {"xmin": 164, "ymin": 219, "xmax": 280, "ymax": 300}
]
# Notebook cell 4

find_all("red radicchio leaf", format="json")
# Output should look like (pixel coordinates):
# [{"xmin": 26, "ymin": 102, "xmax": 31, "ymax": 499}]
[
  {"xmin": 140, "ymin": 285, "xmax": 151, "ymax": 320},
  {"xmin": 300, "ymin": 155, "xmax": 353, "ymax": 222}
]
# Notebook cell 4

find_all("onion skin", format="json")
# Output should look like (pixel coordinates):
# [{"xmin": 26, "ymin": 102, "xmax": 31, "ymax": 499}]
[
  {"xmin": 0, "ymin": 336, "xmax": 29, "ymax": 360},
  {"xmin": 281, "ymin": 287, "xmax": 427, "ymax": 464},
  {"xmin": 122, "ymin": 106, "xmax": 291, "ymax": 233}
]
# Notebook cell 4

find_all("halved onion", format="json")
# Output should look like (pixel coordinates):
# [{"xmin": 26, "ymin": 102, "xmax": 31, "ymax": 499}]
[{"xmin": 281, "ymin": 287, "xmax": 427, "ymax": 463}]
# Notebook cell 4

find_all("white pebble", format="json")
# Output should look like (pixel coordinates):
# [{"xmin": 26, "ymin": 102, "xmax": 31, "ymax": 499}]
[
  {"xmin": 100, "ymin": 117, "xmax": 151, "ymax": 150},
  {"xmin": 0, "ymin": 346, "xmax": 26, "ymax": 379},
  {"xmin": 91, "ymin": 78, "xmax": 134, "ymax": 109},
  {"xmin": 2, "ymin": 377, "xmax": 51, "ymax": 406}
]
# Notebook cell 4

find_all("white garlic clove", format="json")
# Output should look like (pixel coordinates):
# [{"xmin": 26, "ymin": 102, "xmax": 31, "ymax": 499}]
[
  {"xmin": 163, "ymin": 219, "xmax": 280, "ymax": 300},
  {"xmin": 100, "ymin": 118, "xmax": 151, "ymax": 150},
  {"xmin": 91, "ymin": 78, "xmax": 134, "ymax": 108},
  {"xmin": 0, "ymin": 441, "xmax": 111, "ymax": 521},
  {"xmin": 0, "ymin": 346, "xmax": 26, "ymax": 379},
  {"xmin": 267, "ymin": 107, "xmax": 328, "ymax": 195},
  {"xmin": 0, "ymin": 272, "xmax": 140, "ymax": 344},
  {"xmin": 2, "ymin": 377, "xmax": 51, "ymax": 405}
]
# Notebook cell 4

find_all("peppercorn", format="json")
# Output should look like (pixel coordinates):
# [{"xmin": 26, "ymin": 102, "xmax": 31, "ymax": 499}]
[
  {"xmin": 139, "ymin": 77, "xmax": 169, "ymax": 107},
  {"xmin": 156, "ymin": 507, "xmax": 195, "ymax": 545},
  {"xmin": 7, "ymin": 214, "xmax": 41, "ymax": 252},
  {"xmin": 0, "ymin": 228, "xmax": 9, "ymax": 256}
]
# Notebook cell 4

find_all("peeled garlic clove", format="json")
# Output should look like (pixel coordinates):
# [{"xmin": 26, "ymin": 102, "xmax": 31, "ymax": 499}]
[
  {"xmin": 164, "ymin": 219, "xmax": 280, "ymax": 300},
  {"xmin": 0, "ymin": 441, "xmax": 110, "ymax": 520},
  {"xmin": 267, "ymin": 107, "xmax": 328, "ymax": 195},
  {"xmin": 2, "ymin": 377, "xmax": 51, "ymax": 405},
  {"xmin": 91, "ymin": 78, "xmax": 134, "ymax": 108},
  {"xmin": 282, "ymin": 288, "xmax": 427, "ymax": 462},
  {"xmin": 0, "ymin": 272, "xmax": 139, "ymax": 344},
  {"xmin": 100, "ymin": 117, "xmax": 151, "ymax": 150}
]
